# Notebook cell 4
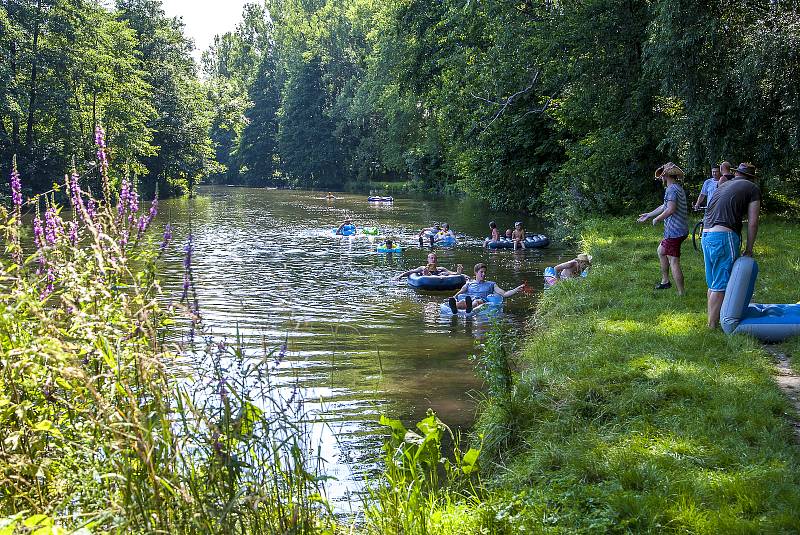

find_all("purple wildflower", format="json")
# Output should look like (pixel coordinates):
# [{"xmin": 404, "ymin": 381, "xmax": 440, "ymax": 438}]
[
  {"xmin": 160, "ymin": 223, "xmax": 173, "ymax": 251},
  {"xmin": 128, "ymin": 187, "xmax": 139, "ymax": 220},
  {"xmin": 211, "ymin": 432, "xmax": 223, "ymax": 455},
  {"xmin": 218, "ymin": 377, "xmax": 229, "ymax": 402},
  {"xmin": 41, "ymin": 268, "xmax": 55, "ymax": 300},
  {"xmin": 275, "ymin": 342, "xmax": 287, "ymax": 366},
  {"xmin": 148, "ymin": 196, "xmax": 158, "ymax": 221},
  {"xmin": 118, "ymin": 178, "xmax": 130, "ymax": 218},
  {"xmin": 33, "ymin": 214, "xmax": 45, "ymax": 249},
  {"xmin": 44, "ymin": 207, "xmax": 63, "ymax": 246},
  {"xmin": 183, "ymin": 234, "xmax": 193, "ymax": 270},
  {"xmin": 67, "ymin": 221, "xmax": 78, "ymax": 245},
  {"xmin": 9, "ymin": 156, "xmax": 22, "ymax": 209},
  {"xmin": 86, "ymin": 198, "xmax": 97, "ymax": 221},
  {"xmin": 119, "ymin": 227, "xmax": 129, "ymax": 248},
  {"xmin": 68, "ymin": 170, "xmax": 82, "ymax": 209}
]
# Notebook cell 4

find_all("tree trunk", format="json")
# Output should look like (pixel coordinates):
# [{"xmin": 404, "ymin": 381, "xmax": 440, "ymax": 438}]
[{"xmin": 25, "ymin": 0, "xmax": 43, "ymax": 149}]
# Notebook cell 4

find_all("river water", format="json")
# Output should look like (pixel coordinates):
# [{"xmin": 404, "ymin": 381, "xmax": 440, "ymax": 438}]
[{"xmin": 154, "ymin": 187, "xmax": 568, "ymax": 507}]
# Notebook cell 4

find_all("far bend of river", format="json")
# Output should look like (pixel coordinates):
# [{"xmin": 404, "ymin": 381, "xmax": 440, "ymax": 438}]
[{"xmin": 154, "ymin": 187, "xmax": 569, "ymax": 507}]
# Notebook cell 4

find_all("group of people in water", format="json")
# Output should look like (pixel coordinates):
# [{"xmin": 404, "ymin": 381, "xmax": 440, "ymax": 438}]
[{"xmin": 484, "ymin": 221, "xmax": 529, "ymax": 249}]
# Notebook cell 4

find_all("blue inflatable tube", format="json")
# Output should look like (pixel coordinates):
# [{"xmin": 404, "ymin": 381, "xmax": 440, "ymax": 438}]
[
  {"xmin": 367, "ymin": 196, "xmax": 394, "ymax": 203},
  {"xmin": 439, "ymin": 294, "xmax": 503, "ymax": 317},
  {"xmin": 486, "ymin": 234, "xmax": 550, "ymax": 249},
  {"xmin": 377, "ymin": 245, "xmax": 402, "ymax": 253},
  {"xmin": 721, "ymin": 257, "xmax": 800, "ymax": 342},
  {"xmin": 434, "ymin": 236, "xmax": 457, "ymax": 247},
  {"xmin": 408, "ymin": 273, "xmax": 466, "ymax": 291},
  {"xmin": 334, "ymin": 224, "xmax": 356, "ymax": 236}
]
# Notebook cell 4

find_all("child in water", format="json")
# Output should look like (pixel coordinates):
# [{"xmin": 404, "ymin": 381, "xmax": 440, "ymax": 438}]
[
  {"xmin": 511, "ymin": 222, "xmax": 526, "ymax": 250},
  {"xmin": 484, "ymin": 221, "xmax": 501, "ymax": 247}
]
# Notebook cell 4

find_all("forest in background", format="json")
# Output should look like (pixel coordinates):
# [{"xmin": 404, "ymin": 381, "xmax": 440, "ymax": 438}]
[{"xmin": 3, "ymin": 0, "xmax": 800, "ymax": 222}]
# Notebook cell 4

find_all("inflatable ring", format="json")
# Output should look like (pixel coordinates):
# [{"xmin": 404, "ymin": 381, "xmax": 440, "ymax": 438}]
[
  {"xmin": 361, "ymin": 226, "xmax": 380, "ymax": 235},
  {"xmin": 408, "ymin": 273, "xmax": 466, "ymax": 291},
  {"xmin": 486, "ymin": 235, "xmax": 550, "ymax": 249},
  {"xmin": 439, "ymin": 294, "xmax": 503, "ymax": 317},
  {"xmin": 335, "ymin": 224, "xmax": 356, "ymax": 236},
  {"xmin": 367, "ymin": 196, "xmax": 394, "ymax": 203},
  {"xmin": 377, "ymin": 245, "xmax": 402, "ymax": 253}
]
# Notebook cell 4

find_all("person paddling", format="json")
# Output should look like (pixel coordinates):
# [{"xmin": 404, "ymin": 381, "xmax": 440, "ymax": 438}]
[{"xmin": 393, "ymin": 252, "xmax": 462, "ymax": 280}]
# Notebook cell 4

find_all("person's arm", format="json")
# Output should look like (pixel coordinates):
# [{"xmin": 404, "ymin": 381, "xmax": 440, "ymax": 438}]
[
  {"xmin": 453, "ymin": 283, "xmax": 468, "ymax": 297},
  {"xmin": 652, "ymin": 200, "xmax": 676, "ymax": 224},
  {"xmin": 637, "ymin": 204, "xmax": 664, "ymax": 222},
  {"xmin": 554, "ymin": 259, "xmax": 577, "ymax": 273},
  {"xmin": 393, "ymin": 266, "xmax": 423, "ymax": 280},
  {"xmin": 693, "ymin": 193, "xmax": 707, "ymax": 211},
  {"xmin": 495, "ymin": 283, "xmax": 524, "ymax": 298},
  {"xmin": 743, "ymin": 200, "xmax": 760, "ymax": 256}
]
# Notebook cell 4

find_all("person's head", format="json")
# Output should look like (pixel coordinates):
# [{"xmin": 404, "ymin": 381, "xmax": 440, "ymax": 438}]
[
  {"xmin": 733, "ymin": 162, "xmax": 757, "ymax": 180},
  {"xmin": 711, "ymin": 166, "xmax": 720, "ymax": 179},
  {"xmin": 576, "ymin": 253, "xmax": 593, "ymax": 271},
  {"xmin": 489, "ymin": 221, "xmax": 497, "ymax": 229},
  {"xmin": 386, "ymin": 239, "xmax": 393, "ymax": 248},
  {"xmin": 345, "ymin": 218, "xmax": 351, "ymax": 224},
  {"xmin": 505, "ymin": 229, "xmax": 513, "ymax": 237},
  {"xmin": 474, "ymin": 263, "xmax": 487, "ymax": 280},
  {"xmin": 720, "ymin": 161, "xmax": 732, "ymax": 175},
  {"xmin": 442, "ymin": 223, "xmax": 449, "ymax": 231},
  {"xmin": 660, "ymin": 162, "xmax": 684, "ymax": 184},
  {"xmin": 433, "ymin": 224, "xmax": 441, "ymax": 231},
  {"xmin": 514, "ymin": 221, "xmax": 523, "ymax": 229},
  {"xmin": 427, "ymin": 252, "xmax": 437, "ymax": 264}
]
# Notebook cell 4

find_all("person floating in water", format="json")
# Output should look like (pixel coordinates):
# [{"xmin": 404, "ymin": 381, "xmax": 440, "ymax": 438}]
[
  {"xmin": 448, "ymin": 263, "xmax": 524, "ymax": 313},
  {"xmin": 393, "ymin": 252, "xmax": 462, "ymax": 280},
  {"xmin": 335, "ymin": 218, "xmax": 356, "ymax": 235},
  {"xmin": 325, "ymin": 191, "xmax": 336, "ymax": 199},
  {"xmin": 483, "ymin": 221, "xmax": 501, "ymax": 247},
  {"xmin": 511, "ymin": 221, "xmax": 526, "ymax": 250},
  {"xmin": 417, "ymin": 224, "xmax": 441, "ymax": 247}
]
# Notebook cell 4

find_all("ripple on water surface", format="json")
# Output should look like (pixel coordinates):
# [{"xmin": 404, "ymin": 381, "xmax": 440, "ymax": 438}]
[{"xmin": 155, "ymin": 187, "xmax": 569, "ymax": 506}]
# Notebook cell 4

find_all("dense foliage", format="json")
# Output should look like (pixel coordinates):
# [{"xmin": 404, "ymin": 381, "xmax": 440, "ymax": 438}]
[
  {"xmin": 203, "ymin": 0, "xmax": 800, "ymax": 221},
  {"xmin": 0, "ymin": 0, "xmax": 215, "ymax": 197}
]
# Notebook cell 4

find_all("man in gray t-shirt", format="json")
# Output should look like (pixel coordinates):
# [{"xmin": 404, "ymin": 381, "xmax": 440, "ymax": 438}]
[
  {"xmin": 638, "ymin": 162, "xmax": 689, "ymax": 295},
  {"xmin": 701, "ymin": 162, "xmax": 761, "ymax": 328}
]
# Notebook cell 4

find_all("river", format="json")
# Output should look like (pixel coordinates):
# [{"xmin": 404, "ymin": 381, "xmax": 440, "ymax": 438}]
[{"xmin": 154, "ymin": 186, "xmax": 569, "ymax": 508}]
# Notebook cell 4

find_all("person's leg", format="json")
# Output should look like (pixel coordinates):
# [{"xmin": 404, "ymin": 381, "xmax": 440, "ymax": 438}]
[
  {"xmin": 465, "ymin": 296, "xmax": 473, "ymax": 313},
  {"xmin": 668, "ymin": 255, "xmax": 685, "ymax": 295},
  {"xmin": 708, "ymin": 290, "xmax": 725, "ymax": 328},
  {"xmin": 657, "ymin": 244, "xmax": 670, "ymax": 285},
  {"xmin": 448, "ymin": 297, "xmax": 458, "ymax": 313}
]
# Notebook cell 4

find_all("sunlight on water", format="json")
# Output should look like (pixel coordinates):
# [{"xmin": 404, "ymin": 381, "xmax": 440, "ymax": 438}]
[{"xmin": 154, "ymin": 187, "xmax": 572, "ymax": 506}]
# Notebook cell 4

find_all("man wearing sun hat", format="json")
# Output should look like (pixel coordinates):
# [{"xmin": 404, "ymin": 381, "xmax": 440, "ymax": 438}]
[
  {"xmin": 638, "ymin": 162, "xmax": 689, "ymax": 295},
  {"xmin": 702, "ymin": 162, "xmax": 761, "ymax": 328}
]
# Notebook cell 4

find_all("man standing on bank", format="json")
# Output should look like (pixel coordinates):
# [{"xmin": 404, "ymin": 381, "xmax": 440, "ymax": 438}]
[
  {"xmin": 638, "ymin": 162, "xmax": 689, "ymax": 295},
  {"xmin": 702, "ymin": 162, "xmax": 761, "ymax": 328}
]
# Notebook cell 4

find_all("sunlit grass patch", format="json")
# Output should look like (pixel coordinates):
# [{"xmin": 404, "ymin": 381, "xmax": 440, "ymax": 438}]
[{"xmin": 476, "ymin": 216, "xmax": 800, "ymax": 532}]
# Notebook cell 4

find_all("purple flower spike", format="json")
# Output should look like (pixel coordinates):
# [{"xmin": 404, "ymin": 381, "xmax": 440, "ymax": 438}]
[
  {"xmin": 218, "ymin": 377, "xmax": 229, "ymax": 402},
  {"xmin": 68, "ymin": 221, "xmax": 78, "ymax": 245},
  {"xmin": 9, "ymin": 158, "xmax": 22, "ymax": 209},
  {"xmin": 128, "ymin": 188, "xmax": 139, "ymax": 217},
  {"xmin": 33, "ymin": 214, "xmax": 45, "ymax": 248},
  {"xmin": 148, "ymin": 196, "xmax": 158, "ymax": 221},
  {"xmin": 183, "ymin": 234, "xmax": 193, "ymax": 270},
  {"xmin": 160, "ymin": 223, "xmax": 173, "ymax": 251},
  {"xmin": 86, "ymin": 198, "xmax": 97, "ymax": 222},
  {"xmin": 44, "ymin": 207, "xmax": 63, "ymax": 246},
  {"xmin": 69, "ymin": 170, "xmax": 82, "ymax": 209},
  {"xmin": 118, "ymin": 178, "xmax": 130, "ymax": 217}
]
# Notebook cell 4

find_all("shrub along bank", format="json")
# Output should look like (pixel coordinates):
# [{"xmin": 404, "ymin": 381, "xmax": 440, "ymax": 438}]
[{"xmin": 467, "ymin": 216, "xmax": 800, "ymax": 532}]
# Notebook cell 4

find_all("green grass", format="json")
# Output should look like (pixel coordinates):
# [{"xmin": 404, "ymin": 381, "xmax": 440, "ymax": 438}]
[{"xmin": 466, "ymin": 216, "xmax": 800, "ymax": 532}]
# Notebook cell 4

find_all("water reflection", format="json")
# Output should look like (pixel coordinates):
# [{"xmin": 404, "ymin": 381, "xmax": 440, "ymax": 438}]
[{"xmin": 155, "ymin": 187, "xmax": 569, "ymax": 506}]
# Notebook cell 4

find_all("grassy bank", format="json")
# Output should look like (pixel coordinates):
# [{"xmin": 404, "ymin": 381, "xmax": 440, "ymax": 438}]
[{"xmin": 462, "ymin": 216, "xmax": 800, "ymax": 532}]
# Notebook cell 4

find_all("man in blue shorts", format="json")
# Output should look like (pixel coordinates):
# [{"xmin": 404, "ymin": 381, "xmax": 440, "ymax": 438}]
[
  {"xmin": 702, "ymin": 162, "xmax": 761, "ymax": 328},
  {"xmin": 638, "ymin": 162, "xmax": 689, "ymax": 295}
]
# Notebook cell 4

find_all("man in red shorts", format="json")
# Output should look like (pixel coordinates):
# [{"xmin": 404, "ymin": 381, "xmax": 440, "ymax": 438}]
[{"xmin": 638, "ymin": 162, "xmax": 689, "ymax": 295}]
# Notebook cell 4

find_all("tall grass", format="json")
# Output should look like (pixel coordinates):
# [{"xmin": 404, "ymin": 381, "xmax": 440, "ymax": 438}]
[{"xmin": 0, "ymin": 148, "xmax": 336, "ymax": 533}]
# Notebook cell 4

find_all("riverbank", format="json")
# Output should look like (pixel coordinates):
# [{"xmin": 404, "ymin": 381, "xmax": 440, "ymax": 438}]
[{"xmin": 461, "ymin": 216, "xmax": 800, "ymax": 531}]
